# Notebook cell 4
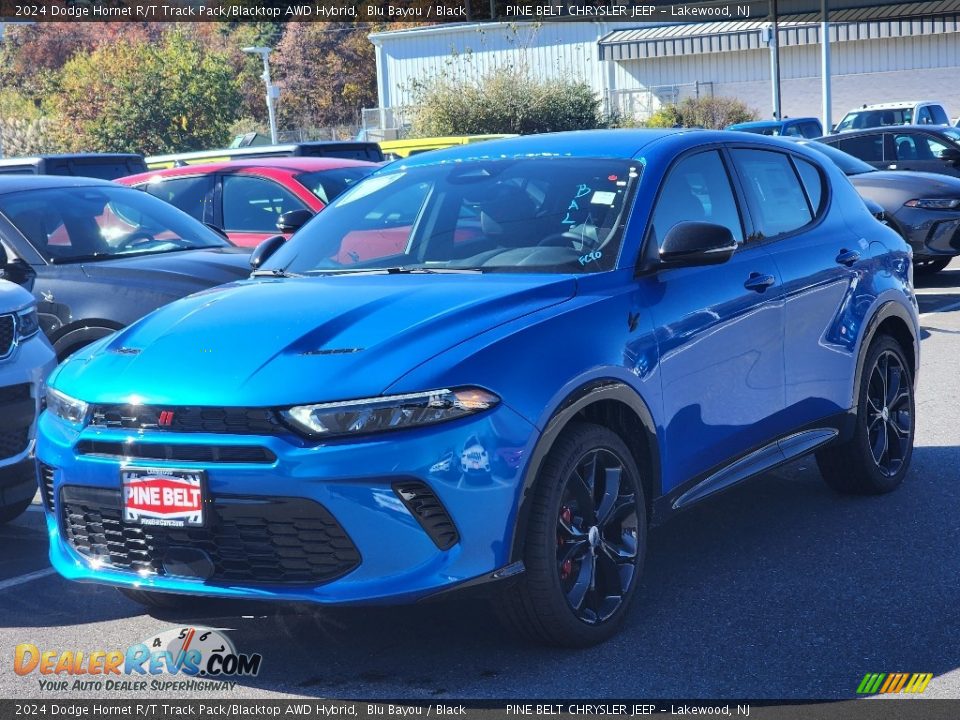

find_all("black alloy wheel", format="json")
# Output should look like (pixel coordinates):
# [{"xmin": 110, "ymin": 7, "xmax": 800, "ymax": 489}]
[
  {"xmin": 865, "ymin": 349, "xmax": 913, "ymax": 477},
  {"xmin": 817, "ymin": 334, "xmax": 915, "ymax": 495},
  {"xmin": 495, "ymin": 422, "xmax": 647, "ymax": 647},
  {"xmin": 556, "ymin": 448, "xmax": 640, "ymax": 624}
]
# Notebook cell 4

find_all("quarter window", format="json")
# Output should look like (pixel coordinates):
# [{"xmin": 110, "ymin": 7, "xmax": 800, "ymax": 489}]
[
  {"xmin": 794, "ymin": 158, "xmax": 824, "ymax": 214},
  {"xmin": 730, "ymin": 149, "xmax": 813, "ymax": 239},
  {"xmin": 649, "ymin": 150, "xmax": 743, "ymax": 246},
  {"xmin": 222, "ymin": 175, "xmax": 307, "ymax": 233}
]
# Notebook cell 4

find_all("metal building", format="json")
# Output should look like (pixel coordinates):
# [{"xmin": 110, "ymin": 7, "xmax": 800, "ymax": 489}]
[{"xmin": 368, "ymin": 15, "xmax": 960, "ymax": 134}]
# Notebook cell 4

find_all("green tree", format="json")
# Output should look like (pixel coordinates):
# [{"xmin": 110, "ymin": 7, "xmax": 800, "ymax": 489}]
[
  {"xmin": 409, "ymin": 67, "xmax": 603, "ymax": 137},
  {"xmin": 51, "ymin": 32, "xmax": 241, "ymax": 155}
]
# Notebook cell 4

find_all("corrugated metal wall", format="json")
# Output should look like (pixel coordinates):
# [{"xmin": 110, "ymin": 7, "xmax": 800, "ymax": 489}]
[{"xmin": 373, "ymin": 22, "xmax": 613, "ymax": 108}]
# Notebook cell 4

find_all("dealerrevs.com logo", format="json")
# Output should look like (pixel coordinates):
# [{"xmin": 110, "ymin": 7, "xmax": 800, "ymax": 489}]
[{"xmin": 15, "ymin": 626, "xmax": 262, "ymax": 693}]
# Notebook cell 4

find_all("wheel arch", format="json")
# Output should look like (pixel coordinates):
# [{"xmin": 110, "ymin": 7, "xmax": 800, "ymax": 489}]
[
  {"xmin": 51, "ymin": 320, "xmax": 124, "ymax": 361},
  {"xmin": 854, "ymin": 300, "xmax": 919, "ymax": 410},
  {"xmin": 508, "ymin": 381, "xmax": 661, "ymax": 564}
]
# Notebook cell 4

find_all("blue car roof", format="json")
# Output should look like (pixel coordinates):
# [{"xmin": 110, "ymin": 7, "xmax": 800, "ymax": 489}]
[{"xmin": 393, "ymin": 129, "xmax": 692, "ymax": 168}]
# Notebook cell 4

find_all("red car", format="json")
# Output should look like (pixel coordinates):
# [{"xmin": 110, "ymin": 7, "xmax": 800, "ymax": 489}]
[{"xmin": 117, "ymin": 157, "xmax": 377, "ymax": 247}]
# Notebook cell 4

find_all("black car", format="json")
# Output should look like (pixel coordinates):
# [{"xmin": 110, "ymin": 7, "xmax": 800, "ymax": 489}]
[
  {"xmin": 802, "ymin": 140, "xmax": 960, "ymax": 274},
  {"xmin": 0, "ymin": 154, "xmax": 148, "ymax": 180},
  {"xmin": 818, "ymin": 125, "xmax": 960, "ymax": 179},
  {"xmin": 0, "ymin": 176, "xmax": 250, "ymax": 358}
]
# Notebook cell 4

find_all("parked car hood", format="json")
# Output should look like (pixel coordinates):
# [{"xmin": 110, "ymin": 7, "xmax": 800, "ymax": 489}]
[
  {"xmin": 79, "ymin": 248, "xmax": 251, "ymax": 295},
  {"xmin": 849, "ymin": 170, "xmax": 960, "ymax": 197},
  {"xmin": 52, "ymin": 273, "xmax": 577, "ymax": 407},
  {"xmin": 0, "ymin": 278, "xmax": 35, "ymax": 310}
]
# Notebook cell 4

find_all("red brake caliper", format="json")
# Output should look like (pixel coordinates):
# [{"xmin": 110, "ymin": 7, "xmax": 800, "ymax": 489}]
[{"xmin": 559, "ymin": 506, "xmax": 573, "ymax": 580}]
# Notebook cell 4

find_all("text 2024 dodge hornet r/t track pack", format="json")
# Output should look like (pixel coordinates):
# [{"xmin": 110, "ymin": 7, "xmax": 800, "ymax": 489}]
[{"xmin": 37, "ymin": 130, "xmax": 919, "ymax": 646}]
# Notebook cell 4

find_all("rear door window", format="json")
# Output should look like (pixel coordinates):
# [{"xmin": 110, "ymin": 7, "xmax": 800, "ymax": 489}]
[
  {"xmin": 730, "ymin": 149, "xmax": 814, "ymax": 239},
  {"xmin": 142, "ymin": 175, "xmax": 215, "ymax": 222},
  {"xmin": 837, "ymin": 134, "xmax": 885, "ymax": 162}
]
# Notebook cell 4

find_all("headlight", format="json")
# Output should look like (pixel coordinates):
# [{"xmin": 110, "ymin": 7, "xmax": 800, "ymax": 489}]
[
  {"xmin": 46, "ymin": 387, "xmax": 89, "ymax": 426},
  {"xmin": 904, "ymin": 198, "xmax": 960, "ymax": 209},
  {"xmin": 283, "ymin": 387, "xmax": 500, "ymax": 439},
  {"xmin": 16, "ymin": 306, "xmax": 39, "ymax": 340}
]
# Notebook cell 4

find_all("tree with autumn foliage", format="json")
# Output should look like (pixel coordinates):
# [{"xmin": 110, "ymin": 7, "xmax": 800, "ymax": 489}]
[
  {"xmin": 49, "ymin": 32, "xmax": 241, "ymax": 155},
  {"xmin": 273, "ymin": 23, "xmax": 381, "ymax": 131}
]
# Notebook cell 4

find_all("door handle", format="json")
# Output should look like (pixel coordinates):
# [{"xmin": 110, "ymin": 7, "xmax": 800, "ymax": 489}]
[
  {"xmin": 744, "ymin": 272, "xmax": 775, "ymax": 292},
  {"xmin": 836, "ymin": 249, "xmax": 861, "ymax": 266}
]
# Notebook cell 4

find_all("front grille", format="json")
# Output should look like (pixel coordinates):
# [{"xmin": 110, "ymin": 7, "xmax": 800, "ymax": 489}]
[
  {"xmin": 89, "ymin": 405, "xmax": 282, "ymax": 434},
  {"xmin": 393, "ymin": 480, "xmax": 460, "ymax": 550},
  {"xmin": 0, "ymin": 314, "xmax": 13, "ymax": 358},
  {"xmin": 76, "ymin": 440, "xmax": 276, "ymax": 464},
  {"xmin": 60, "ymin": 486, "xmax": 361, "ymax": 585},
  {"xmin": 38, "ymin": 463, "xmax": 55, "ymax": 511}
]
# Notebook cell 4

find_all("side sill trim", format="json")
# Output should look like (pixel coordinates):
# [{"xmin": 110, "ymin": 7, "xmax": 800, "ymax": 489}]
[{"xmin": 672, "ymin": 428, "xmax": 838, "ymax": 511}]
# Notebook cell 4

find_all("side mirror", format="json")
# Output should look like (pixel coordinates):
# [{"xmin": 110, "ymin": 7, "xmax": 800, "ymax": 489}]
[
  {"xmin": 940, "ymin": 147, "xmax": 960, "ymax": 165},
  {"xmin": 659, "ymin": 222, "xmax": 737, "ymax": 268},
  {"xmin": 250, "ymin": 235, "xmax": 286, "ymax": 270},
  {"xmin": 276, "ymin": 209, "xmax": 313, "ymax": 234}
]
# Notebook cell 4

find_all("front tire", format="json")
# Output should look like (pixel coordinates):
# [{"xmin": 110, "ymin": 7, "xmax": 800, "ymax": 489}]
[
  {"xmin": 0, "ymin": 496, "xmax": 33, "ymax": 524},
  {"xmin": 817, "ymin": 335, "xmax": 915, "ymax": 494},
  {"xmin": 495, "ymin": 422, "xmax": 647, "ymax": 647}
]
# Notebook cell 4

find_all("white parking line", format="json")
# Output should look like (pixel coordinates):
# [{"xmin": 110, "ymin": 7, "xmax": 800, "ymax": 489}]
[
  {"xmin": 920, "ymin": 299, "xmax": 960, "ymax": 318},
  {"xmin": 0, "ymin": 568, "xmax": 55, "ymax": 592}
]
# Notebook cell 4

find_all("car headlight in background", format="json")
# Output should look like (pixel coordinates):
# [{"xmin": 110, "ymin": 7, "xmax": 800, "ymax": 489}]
[
  {"xmin": 46, "ymin": 387, "xmax": 90, "ymax": 426},
  {"xmin": 283, "ymin": 387, "xmax": 500, "ymax": 439},
  {"xmin": 16, "ymin": 306, "xmax": 39, "ymax": 340},
  {"xmin": 904, "ymin": 198, "xmax": 960, "ymax": 210}
]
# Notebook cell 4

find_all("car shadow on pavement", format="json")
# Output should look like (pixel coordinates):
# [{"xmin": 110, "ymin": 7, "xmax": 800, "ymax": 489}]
[{"xmin": 93, "ymin": 444, "xmax": 960, "ymax": 700}]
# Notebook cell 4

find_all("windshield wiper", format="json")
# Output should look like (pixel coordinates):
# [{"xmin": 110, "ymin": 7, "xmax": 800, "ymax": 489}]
[{"xmin": 251, "ymin": 268, "xmax": 305, "ymax": 278}]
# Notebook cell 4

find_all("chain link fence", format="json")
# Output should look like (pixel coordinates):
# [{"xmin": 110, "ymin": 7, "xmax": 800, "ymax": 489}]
[{"xmin": 605, "ymin": 82, "xmax": 715, "ymax": 122}]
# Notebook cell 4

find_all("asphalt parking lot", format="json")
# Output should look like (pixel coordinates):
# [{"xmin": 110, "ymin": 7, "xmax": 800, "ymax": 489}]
[{"xmin": 3, "ymin": 261, "xmax": 960, "ymax": 702}]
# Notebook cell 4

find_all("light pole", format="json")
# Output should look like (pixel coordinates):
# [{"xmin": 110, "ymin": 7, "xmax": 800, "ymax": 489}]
[{"xmin": 243, "ymin": 46, "xmax": 279, "ymax": 145}]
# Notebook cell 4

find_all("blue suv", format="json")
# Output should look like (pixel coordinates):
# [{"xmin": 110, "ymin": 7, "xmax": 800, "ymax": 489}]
[{"xmin": 37, "ymin": 131, "xmax": 918, "ymax": 646}]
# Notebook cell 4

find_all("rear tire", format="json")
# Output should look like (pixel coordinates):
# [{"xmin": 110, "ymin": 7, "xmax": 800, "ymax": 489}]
[
  {"xmin": 495, "ymin": 422, "xmax": 647, "ymax": 647},
  {"xmin": 914, "ymin": 256, "xmax": 952, "ymax": 275},
  {"xmin": 816, "ymin": 335, "xmax": 915, "ymax": 495},
  {"xmin": 0, "ymin": 496, "xmax": 33, "ymax": 524}
]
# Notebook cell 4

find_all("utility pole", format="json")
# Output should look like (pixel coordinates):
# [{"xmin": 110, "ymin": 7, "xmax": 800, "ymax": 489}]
[
  {"xmin": 243, "ymin": 46, "xmax": 279, "ymax": 145},
  {"xmin": 821, "ymin": 0, "xmax": 832, "ymax": 132}
]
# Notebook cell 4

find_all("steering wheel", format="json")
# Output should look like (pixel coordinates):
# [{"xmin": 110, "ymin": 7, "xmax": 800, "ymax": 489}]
[{"xmin": 115, "ymin": 230, "xmax": 157, "ymax": 251}]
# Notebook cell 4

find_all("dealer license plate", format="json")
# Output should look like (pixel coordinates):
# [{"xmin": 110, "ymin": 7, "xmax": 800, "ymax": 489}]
[{"xmin": 122, "ymin": 467, "xmax": 205, "ymax": 528}]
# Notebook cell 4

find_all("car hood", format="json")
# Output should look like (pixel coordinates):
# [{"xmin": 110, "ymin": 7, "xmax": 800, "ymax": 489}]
[
  {"xmin": 79, "ymin": 248, "xmax": 251, "ymax": 293},
  {"xmin": 849, "ymin": 170, "xmax": 960, "ymax": 197},
  {"xmin": 54, "ymin": 273, "xmax": 577, "ymax": 407},
  {"xmin": 0, "ymin": 279, "xmax": 34, "ymax": 311}
]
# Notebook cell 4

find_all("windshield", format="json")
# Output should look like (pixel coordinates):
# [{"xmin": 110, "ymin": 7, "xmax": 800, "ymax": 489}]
[
  {"xmin": 802, "ymin": 141, "xmax": 876, "ymax": 175},
  {"xmin": 836, "ymin": 108, "xmax": 912, "ymax": 132},
  {"xmin": 265, "ymin": 158, "xmax": 639, "ymax": 275},
  {"xmin": 0, "ymin": 185, "xmax": 229, "ymax": 263},
  {"xmin": 940, "ymin": 128, "xmax": 960, "ymax": 143},
  {"xmin": 296, "ymin": 167, "xmax": 374, "ymax": 205}
]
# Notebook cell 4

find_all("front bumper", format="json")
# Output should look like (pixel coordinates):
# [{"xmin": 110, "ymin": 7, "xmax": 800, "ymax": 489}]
[
  {"xmin": 896, "ymin": 207, "xmax": 960, "ymax": 257},
  {"xmin": 0, "ymin": 334, "xmax": 56, "ymax": 493},
  {"xmin": 37, "ymin": 402, "xmax": 538, "ymax": 604}
]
